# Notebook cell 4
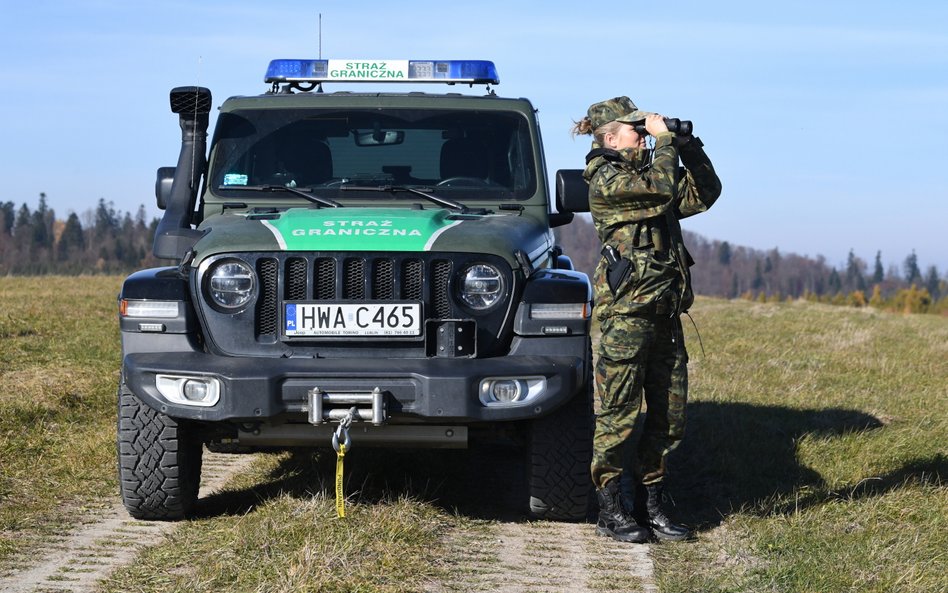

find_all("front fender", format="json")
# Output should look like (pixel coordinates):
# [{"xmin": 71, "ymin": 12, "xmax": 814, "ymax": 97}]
[
  {"xmin": 514, "ymin": 268, "xmax": 591, "ymax": 337},
  {"xmin": 119, "ymin": 267, "xmax": 202, "ymax": 355}
]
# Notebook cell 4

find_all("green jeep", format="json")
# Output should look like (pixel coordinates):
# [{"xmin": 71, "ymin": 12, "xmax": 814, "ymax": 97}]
[{"xmin": 117, "ymin": 59, "xmax": 593, "ymax": 521}]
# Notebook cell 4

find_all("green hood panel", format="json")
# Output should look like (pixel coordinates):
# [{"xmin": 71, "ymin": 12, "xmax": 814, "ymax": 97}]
[
  {"xmin": 193, "ymin": 208, "xmax": 551, "ymax": 268},
  {"xmin": 262, "ymin": 208, "xmax": 461, "ymax": 251}
]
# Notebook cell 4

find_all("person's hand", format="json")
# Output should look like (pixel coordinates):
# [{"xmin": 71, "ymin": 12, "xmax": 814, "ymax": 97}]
[{"xmin": 644, "ymin": 113, "xmax": 668, "ymax": 136}]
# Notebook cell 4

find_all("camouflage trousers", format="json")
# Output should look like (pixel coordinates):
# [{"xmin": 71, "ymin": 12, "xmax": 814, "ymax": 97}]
[{"xmin": 591, "ymin": 312, "xmax": 688, "ymax": 490}]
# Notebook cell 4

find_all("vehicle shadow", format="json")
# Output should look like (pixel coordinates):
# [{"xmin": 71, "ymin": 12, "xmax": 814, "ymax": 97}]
[
  {"xmin": 194, "ymin": 402, "xmax": 941, "ymax": 530},
  {"xmin": 192, "ymin": 441, "xmax": 534, "ymax": 522}
]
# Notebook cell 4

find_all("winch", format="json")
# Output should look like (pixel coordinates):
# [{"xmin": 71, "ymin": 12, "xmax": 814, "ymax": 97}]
[{"xmin": 308, "ymin": 386, "xmax": 387, "ymax": 426}]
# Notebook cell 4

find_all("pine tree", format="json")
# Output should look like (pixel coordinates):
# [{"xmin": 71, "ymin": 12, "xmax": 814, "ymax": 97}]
[
  {"xmin": 872, "ymin": 250, "xmax": 884, "ymax": 283},
  {"xmin": 845, "ymin": 249, "xmax": 866, "ymax": 292},
  {"xmin": 94, "ymin": 199, "xmax": 119, "ymax": 240},
  {"xmin": 0, "ymin": 201, "xmax": 14, "ymax": 235},
  {"xmin": 14, "ymin": 203, "xmax": 31, "ymax": 232},
  {"xmin": 31, "ymin": 193, "xmax": 55, "ymax": 249},
  {"xmin": 903, "ymin": 250, "xmax": 921, "ymax": 284},
  {"xmin": 924, "ymin": 266, "xmax": 941, "ymax": 300},
  {"xmin": 57, "ymin": 213, "xmax": 85, "ymax": 261},
  {"xmin": 13, "ymin": 203, "xmax": 34, "ymax": 255},
  {"xmin": 828, "ymin": 268, "xmax": 842, "ymax": 294}
]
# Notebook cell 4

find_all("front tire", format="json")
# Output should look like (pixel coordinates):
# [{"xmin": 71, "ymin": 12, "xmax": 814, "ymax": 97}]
[
  {"xmin": 527, "ymin": 378, "xmax": 594, "ymax": 521},
  {"xmin": 117, "ymin": 383, "xmax": 202, "ymax": 520}
]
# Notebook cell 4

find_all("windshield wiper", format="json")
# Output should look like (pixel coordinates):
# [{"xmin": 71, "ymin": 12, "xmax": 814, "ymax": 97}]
[
  {"xmin": 339, "ymin": 185, "xmax": 469, "ymax": 213},
  {"xmin": 222, "ymin": 184, "xmax": 342, "ymax": 208}
]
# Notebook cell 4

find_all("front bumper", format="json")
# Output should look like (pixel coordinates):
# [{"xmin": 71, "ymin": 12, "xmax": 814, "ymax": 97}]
[{"xmin": 123, "ymin": 340, "xmax": 586, "ymax": 425}]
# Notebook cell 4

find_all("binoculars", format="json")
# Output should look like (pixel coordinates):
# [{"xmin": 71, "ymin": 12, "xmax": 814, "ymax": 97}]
[{"xmin": 633, "ymin": 118, "xmax": 693, "ymax": 136}]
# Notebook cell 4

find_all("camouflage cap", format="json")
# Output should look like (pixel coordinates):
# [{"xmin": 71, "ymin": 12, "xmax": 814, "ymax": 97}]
[{"xmin": 587, "ymin": 96, "xmax": 650, "ymax": 130}]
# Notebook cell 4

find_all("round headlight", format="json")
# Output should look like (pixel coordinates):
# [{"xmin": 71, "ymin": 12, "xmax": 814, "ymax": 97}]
[
  {"xmin": 208, "ymin": 260, "xmax": 256, "ymax": 309},
  {"xmin": 459, "ymin": 264, "xmax": 504, "ymax": 310}
]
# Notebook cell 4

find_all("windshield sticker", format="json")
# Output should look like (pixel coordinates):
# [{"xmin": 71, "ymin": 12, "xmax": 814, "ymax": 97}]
[
  {"xmin": 223, "ymin": 173, "xmax": 249, "ymax": 186},
  {"xmin": 262, "ymin": 208, "xmax": 464, "ymax": 251}
]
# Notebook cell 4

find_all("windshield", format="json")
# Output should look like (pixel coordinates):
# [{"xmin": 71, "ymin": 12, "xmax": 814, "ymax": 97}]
[{"xmin": 209, "ymin": 107, "xmax": 537, "ymax": 201}]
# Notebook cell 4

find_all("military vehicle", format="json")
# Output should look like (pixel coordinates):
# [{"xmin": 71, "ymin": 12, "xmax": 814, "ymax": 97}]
[{"xmin": 117, "ymin": 59, "xmax": 594, "ymax": 520}]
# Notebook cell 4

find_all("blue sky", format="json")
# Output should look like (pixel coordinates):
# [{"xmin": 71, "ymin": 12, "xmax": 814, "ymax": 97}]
[{"xmin": 1, "ymin": 0, "xmax": 946, "ymax": 273}]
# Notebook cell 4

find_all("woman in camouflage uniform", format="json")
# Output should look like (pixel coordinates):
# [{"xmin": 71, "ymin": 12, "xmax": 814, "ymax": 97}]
[{"xmin": 572, "ymin": 97, "xmax": 721, "ymax": 542}]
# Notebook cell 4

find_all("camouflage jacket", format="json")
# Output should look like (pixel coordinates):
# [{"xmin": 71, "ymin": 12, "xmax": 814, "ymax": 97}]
[{"xmin": 583, "ymin": 132, "xmax": 721, "ymax": 319}]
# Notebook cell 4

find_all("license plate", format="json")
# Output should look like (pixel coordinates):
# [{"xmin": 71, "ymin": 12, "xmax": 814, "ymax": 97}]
[{"xmin": 284, "ymin": 302, "xmax": 422, "ymax": 337}]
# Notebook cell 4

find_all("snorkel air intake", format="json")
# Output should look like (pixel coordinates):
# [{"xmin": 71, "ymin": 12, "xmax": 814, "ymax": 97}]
[{"xmin": 153, "ymin": 86, "xmax": 212, "ymax": 260}]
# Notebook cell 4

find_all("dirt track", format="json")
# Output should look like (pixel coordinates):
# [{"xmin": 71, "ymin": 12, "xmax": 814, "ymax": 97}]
[
  {"xmin": 0, "ymin": 449, "xmax": 657, "ymax": 593},
  {"xmin": 437, "ymin": 520, "xmax": 656, "ymax": 593},
  {"xmin": 0, "ymin": 452, "xmax": 256, "ymax": 593}
]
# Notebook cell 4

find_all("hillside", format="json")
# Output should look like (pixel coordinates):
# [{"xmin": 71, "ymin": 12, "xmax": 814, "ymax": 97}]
[{"xmin": 554, "ymin": 214, "xmax": 946, "ymax": 307}]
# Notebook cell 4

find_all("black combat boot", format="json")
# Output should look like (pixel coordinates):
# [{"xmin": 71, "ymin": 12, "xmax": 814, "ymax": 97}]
[
  {"xmin": 595, "ymin": 478, "xmax": 650, "ymax": 543},
  {"xmin": 641, "ymin": 483, "xmax": 691, "ymax": 541}
]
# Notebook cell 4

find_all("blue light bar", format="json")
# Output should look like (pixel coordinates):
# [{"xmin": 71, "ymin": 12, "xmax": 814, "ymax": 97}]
[{"xmin": 265, "ymin": 59, "xmax": 499, "ymax": 85}]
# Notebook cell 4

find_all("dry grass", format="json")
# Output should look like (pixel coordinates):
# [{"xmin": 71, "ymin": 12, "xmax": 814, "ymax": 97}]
[
  {"xmin": 0, "ymin": 275, "xmax": 122, "ymax": 561},
  {"xmin": 2, "ymin": 279, "xmax": 945, "ymax": 592},
  {"xmin": 652, "ymin": 297, "xmax": 948, "ymax": 593}
]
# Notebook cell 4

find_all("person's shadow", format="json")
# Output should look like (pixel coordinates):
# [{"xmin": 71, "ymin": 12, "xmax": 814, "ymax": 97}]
[
  {"xmin": 662, "ymin": 401, "xmax": 945, "ymax": 529},
  {"xmin": 193, "ymin": 403, "xmax": 945, "ymax": 530}
]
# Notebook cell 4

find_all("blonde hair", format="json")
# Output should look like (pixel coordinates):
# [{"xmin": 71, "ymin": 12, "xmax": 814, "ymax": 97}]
[{"xmin": 571, "ymin": 117, "xmax": 623, "ymax": 145}]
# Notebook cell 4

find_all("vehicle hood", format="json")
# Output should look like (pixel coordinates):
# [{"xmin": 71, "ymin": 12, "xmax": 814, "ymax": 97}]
[{"xmin": 192, "ymin": 207, "xmax": 551, "ymax": 268}]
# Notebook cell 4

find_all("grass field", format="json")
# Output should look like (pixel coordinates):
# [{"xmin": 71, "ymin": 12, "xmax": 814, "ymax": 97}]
[
  {"xmin": 1, "ymin": 277, "xmax": 945, "ymax": 592},
  {"xmin": 0, "ymin": 276, "xmax": 122, "ymax": 559},
  {"xmin": 655, "ymin": 299, "xmax": 948, "ymax": 593}
]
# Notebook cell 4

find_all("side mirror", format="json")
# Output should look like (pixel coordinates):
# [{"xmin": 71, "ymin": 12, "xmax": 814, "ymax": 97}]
[
  {"xmin": 555, "ymin": 169, "xmax": 590, "ymax": 213},
  {"xmin": 155, "ymin": 167, "xmax": 175, "ymax": 210},
  {"xmin": 549, "ymin": 212, "xmax": 574, "ymax": 228}
]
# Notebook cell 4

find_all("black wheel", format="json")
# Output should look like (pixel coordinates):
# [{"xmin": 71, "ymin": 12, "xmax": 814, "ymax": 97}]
[
  {"xmin": 527, "ymin": 365, "xmax": 594, "ymax": 521},
  {"xmin": 117, "ymin": 383, "xmax": 203, "ymax": 520}
]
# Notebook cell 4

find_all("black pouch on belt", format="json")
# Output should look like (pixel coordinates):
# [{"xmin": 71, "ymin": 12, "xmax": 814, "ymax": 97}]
[{"xmin": 601, "ymin": 244, "xmax": 632, "ymax": 295}]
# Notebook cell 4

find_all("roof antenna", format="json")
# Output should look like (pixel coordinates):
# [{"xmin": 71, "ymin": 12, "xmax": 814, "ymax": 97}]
[{"xmin": 316, "ymin": 13, "xmax": 324, "ymax": 93}]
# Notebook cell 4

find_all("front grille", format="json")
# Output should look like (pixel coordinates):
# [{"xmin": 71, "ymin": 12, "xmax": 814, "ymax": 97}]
[
  {"xmin": 432, "ymin": 261, "xmax": 453, "ymax": 318},
  {"xmin": 343, "ymin": 259, "xmax": 366, "ymax": 299},
  {"xmin": 257, "ymin": 259, "xmax": 279, "ymax": 335},
  {"xmin": 255, "ymin": 253, "xmax": 454, "ymax": 338},
  {"xmin": 315, "ymin": 258, "xmax": 336, "ymax": 299},
  {"xmin": 197, "ymin": 251, "xmax": 515, "ymax": 358},
  {"xmin": 372, "ymin": 259, "xmax": 395, "ymax": 299}
]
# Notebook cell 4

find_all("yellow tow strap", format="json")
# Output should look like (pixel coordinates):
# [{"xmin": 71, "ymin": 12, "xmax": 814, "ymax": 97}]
[{"xmin": 335, "ymin": 442, "xmax": 346, "ymax": 518}]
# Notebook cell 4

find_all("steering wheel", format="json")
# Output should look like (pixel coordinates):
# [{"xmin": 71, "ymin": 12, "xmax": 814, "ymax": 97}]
[{"xmin": 436, "ymin": 176, "xmax": 496, "ymax": 188}]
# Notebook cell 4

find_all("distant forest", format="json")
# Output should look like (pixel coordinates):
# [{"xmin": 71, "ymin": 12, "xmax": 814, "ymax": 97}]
[
  {"xmin": 0, "ymin": 195, "xmax": 162, "ymax": 275},
  {"xmin": 554, "ymin": 215, "xmax": 947, "ymax": 314},
  {"xmin": 1, "ymin": 194, "xmax": 945, "ymax": 313}
]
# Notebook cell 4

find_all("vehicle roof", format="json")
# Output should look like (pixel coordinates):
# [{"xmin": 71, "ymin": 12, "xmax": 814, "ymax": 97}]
[{"xmin": 218, "ymin": 91, "xmax": 536, "ymax": 112}]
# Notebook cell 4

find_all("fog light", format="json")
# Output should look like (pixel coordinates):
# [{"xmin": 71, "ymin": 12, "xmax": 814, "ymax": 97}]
[
  {"xmin": 183, "ymin": 380, "xmax": 210, "ymax": 402},
  {"xmin": 479, "ymin": 377, "xmax": 546, "ymax": 407},
  {"xmin": 491, "ymin": 380, "xmax": 522, "ymax": 403},
  {"xmin": 156, "ymin": 375, "xmax": 221, "ymax": 407}
]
